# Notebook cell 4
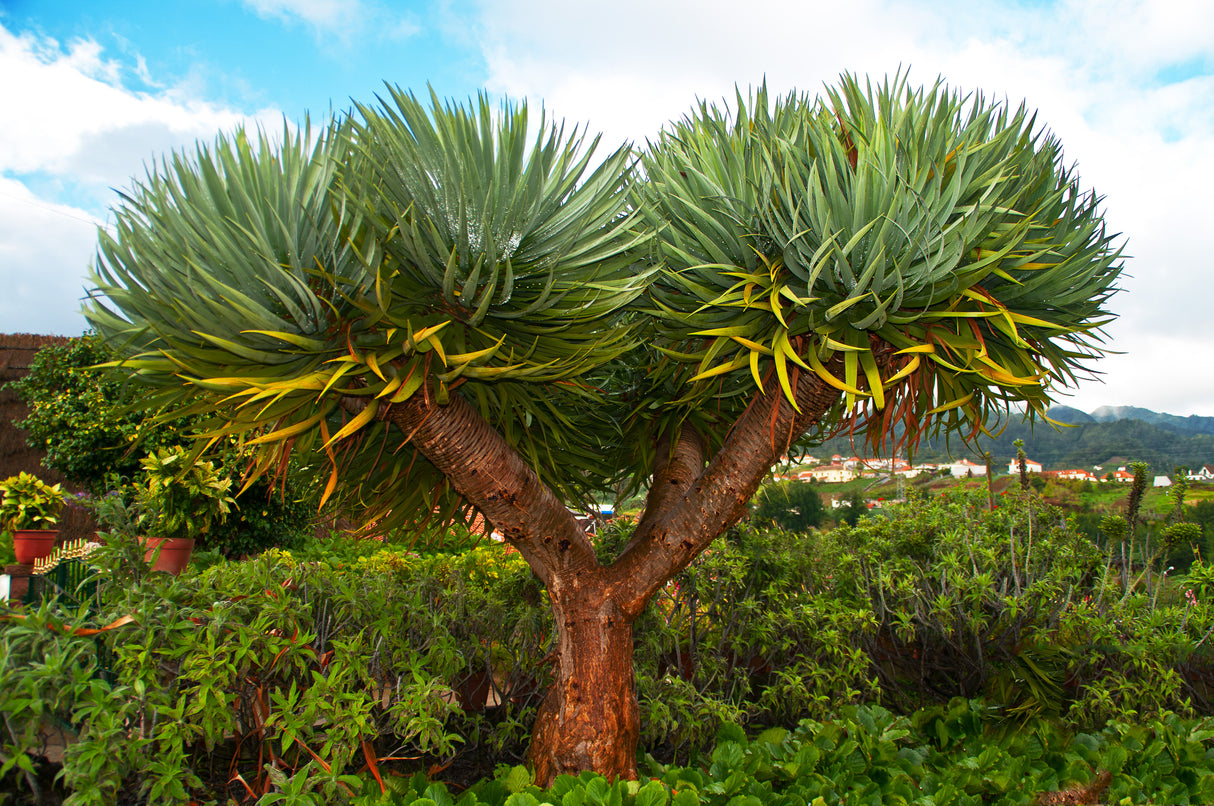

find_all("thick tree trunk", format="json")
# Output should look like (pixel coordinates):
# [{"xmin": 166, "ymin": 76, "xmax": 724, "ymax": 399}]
[
  {"xmin": 528, "ymin": 584, "xmax": 640, "ymax": 783},
  {"xmin": 370, "ymin": 359, "xmax": 846, "ymax": 786}
]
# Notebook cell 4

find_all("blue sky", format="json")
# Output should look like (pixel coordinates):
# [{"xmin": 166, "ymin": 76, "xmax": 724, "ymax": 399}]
[{"xmin": 1, "ymin": 0, "xmax": 1213, "ymax": 415}]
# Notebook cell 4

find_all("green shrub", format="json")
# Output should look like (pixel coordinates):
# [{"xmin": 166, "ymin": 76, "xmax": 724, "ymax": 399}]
[
  {"xmin": 751, "ymin": 480, "xmax": 825, "ymax": 532},
  {"xmin": 632, "ymin": 522, "xmax": 877, "ymax": 762},
  {"xmin": 5, "ymin": 490, "xmax": 1214, "ymax": 802},
  {"xmin": 0, "ymin": 535, "xmax": 550, "ymax": 803},
  {"xmin": 9, "ymin": 334, "xmax": 320, "ymax": 558},
  {"xmin": 6, "ymin": 334, "xmax": 188, "ymax": 491},
  {"xmin": 339, "ymin": 702, "xmax": 1214, "ymax": 805}
]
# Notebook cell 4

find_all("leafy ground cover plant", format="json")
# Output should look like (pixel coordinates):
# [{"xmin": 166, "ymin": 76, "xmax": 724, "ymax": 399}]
[
  {"xmin": 0, "ymin": 533, "xmax": 549, "ymax": 803},
  {"xmin": 337, "ymin": 702, "xmax": 1214, "ymax": 805}
]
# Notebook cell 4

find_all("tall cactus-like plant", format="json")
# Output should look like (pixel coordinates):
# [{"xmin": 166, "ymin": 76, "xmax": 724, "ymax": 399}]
[{"xmin": 85, "ymin": 75, "xmax": 1124, "ymax": 782}]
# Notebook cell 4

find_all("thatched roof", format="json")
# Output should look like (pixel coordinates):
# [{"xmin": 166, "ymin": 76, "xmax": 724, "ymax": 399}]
[{"xmin": 0, "ymin": 332, "xmax": 72, "ymax": 379}]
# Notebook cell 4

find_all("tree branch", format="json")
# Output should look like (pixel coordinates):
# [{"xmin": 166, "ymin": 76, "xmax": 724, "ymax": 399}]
[
  {"xmin": 372, "ymin": 390, "xmax": 600, "ymax": 588},
  {"xmin": 610, "ymin": 360, "xmax": 842, "ymax": 613},
  {"xmin": 621, "ymin": 426, "xmax": 706, "ymax": 555}
]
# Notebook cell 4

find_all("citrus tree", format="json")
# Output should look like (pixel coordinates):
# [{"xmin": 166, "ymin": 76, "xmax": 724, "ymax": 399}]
[{"xmin": 84, "ymin": 76, "xmax": 1123, "ymax": 782}]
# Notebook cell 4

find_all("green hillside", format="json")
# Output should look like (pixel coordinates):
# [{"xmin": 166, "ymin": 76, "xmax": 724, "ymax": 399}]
[{"xmin": 812, "ymin": 410, "xmax": 1214, "ymax": 472}]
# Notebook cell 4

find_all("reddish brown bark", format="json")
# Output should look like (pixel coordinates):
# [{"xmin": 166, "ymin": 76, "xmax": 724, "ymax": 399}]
[
  {"xmin": 368, "ymin": 357, "xmax": 844, "ymax": 785},
  {"xmin": 528, "ymin": 584, "xmax": 640, "ymax": 783}
]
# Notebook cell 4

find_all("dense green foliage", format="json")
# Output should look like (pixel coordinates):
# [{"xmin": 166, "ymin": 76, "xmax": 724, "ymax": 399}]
[
  {"xmin": 6, "ymin": 335, "xmax": 185, "ymax": 491},
  {"xmin": 4, "ymin": 488, "xmax": 1212, "ymax": 802},
  {"xmin": 134, "ymin": 447, "xmax": 235, "ymax": 540},
  {"xmin": 0, "ymin": 471, "xmax": 66, "ymax": 531},
  {"xmin": 346, "ymin": 705, "xmax": 1214, "ymax": 806},
  {"xmin": 0, "ymin": 534, "xmax": 549, "ymax": 804},
  {"xmin": 8, "ymin": 335, "xmax": 317, "ymax": 557},
  {"xmin": 79, "ymin": 76, "xmax": 1123, "ymax": 534},
  {"xmin": 750, "ymin": 481, "xmax": 825, "ymax": 532}
]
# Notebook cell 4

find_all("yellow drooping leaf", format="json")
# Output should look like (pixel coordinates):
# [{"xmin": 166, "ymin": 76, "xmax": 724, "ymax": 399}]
[
  {"xmin": 426, "ymin": 333, "xmax": 448, "ymax": 365},
  {"xmin": 928, "ymin": 392, "xmax": 974, "ymax": 415},
  {"xmin": 245, "ymin": 411, "xmax": 328, "ymax": 445},
  {"xmin": 749, "ymin": 349, "xmax": 764, "ymax": 390},
  {"xmin": 375, "ymin": 373, "xmax": 405, "ymax": 399},
  {"xmin": 774, "ymin": 346, "xmax": 799, "ymax": 412},
  {"xmin": 883, "ymin": 354, "xmax": 921, "ymax": 386},
  {"xmin": 730, "ymin": 335, "xmax": 773, "ymax": 355},
  {"xmin": 323, "ymin": 401, "xmax": 378, "ymax": 448},
  {"xmin": 689, "ymin": 355, "xmax": 750, "ymax": 383},
  {"xmin": 318, "ymin": 419, "xmax": 339, "ymax": 509},
  {"xmin": 365, "ymin": 351, "xmax": 386, "ymax": 381},
  {"xmin": 805, "ymin": 348, "xmax": 861, "ymax": 395},
  {"xmin": 411, "ymin": 321, "xmax": 451, "ymax": 344},
  {"xmin": 446, "ymin": 335, "xmax": 506, "ymax": 366},
  {"xmin": 858, "ymin": 349, "xmax": 885, "ymax": 410}
]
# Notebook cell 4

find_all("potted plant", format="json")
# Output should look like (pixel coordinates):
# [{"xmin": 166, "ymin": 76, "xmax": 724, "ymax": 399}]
[
  {"xmin": 136, "ymin": 447, "xmax": 235, "ymax": 573},
  {"xmin": 0, "ymin": 472, "xmax": 66, "ymax": 564}
]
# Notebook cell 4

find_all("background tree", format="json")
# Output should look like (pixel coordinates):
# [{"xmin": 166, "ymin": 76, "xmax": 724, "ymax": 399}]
[
  {"xmin": 752, "ymin": 479, "xmax": 826, "ymax": 532},
  {"xmin": 7, "ymin": 334, "xmax": 171, "ymax": 491},
  {"xmin": 84, "ymin": 76, "xmax": 1124, "ymax": 782},
  {"xmin": 8, "ymin": 334, "xmax": 315, "ymax": 557}
]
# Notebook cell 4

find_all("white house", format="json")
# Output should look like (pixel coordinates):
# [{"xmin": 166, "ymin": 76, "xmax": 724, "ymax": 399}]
[
  {"xmin": 942, "ymin": 458, "xmax": 987, "ymax": 477},
  {"xmin": 809, "ymin": 463, "xmax": 855, "ymax": 483},
  {"xmin": 1054, "ymin": 469, "xmax": 1098, "ymax": 482},
  {"xmin": 1007, "ymin": 457, "xmax": 1043, "ymax": 474},
  {"xmin": 1186, "ymin": 465, "xmax": 1214, "ymax": 481}
]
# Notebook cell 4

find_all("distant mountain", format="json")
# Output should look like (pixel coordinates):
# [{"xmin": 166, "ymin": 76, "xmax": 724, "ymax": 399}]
[
  {"xmin": 811, "ymin": 404, "xmax": 1214, "ymax": 472},
  {"xmin": 1088, "ymin": 406, "xmax": 1214, "ymax": 437},
  {"xmin": 1045, "ymin": 405, "xmax": 1095, "ymax": 425}
]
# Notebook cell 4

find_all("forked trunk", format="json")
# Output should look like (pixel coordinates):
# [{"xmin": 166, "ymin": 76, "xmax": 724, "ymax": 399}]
[
  {"xmin": 374, "ymin": 364, "xmax": 844, "ymax": 785},
  {"xmin": 528, "ymin": 583, "xmax": 641, "ymax": 783}
]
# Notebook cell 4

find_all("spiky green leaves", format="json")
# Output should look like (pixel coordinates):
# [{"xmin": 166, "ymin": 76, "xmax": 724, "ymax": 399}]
[
  {"xmin": 86, "ymin": 92, "xmax": 649, "ymax": 529},
  {"xmin": 83, "ymin": 75, "xmax": 1125, "ymax": 534},
  {"xmin": 640, "ymin": 75, "xmax": 1122, "ymax": 450}
]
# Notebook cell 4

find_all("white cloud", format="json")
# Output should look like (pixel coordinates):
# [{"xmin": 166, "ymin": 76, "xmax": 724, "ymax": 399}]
[
  {"xmin": 0, "ymin": 27, "xmax": 280, "ymax": 198},
  {"xmin": 0, "ymin": 24, "xmax": 281, "ymax": 335},
  {"xmin": 1061, "ymin": 330, "xmax": 1214, "ymax": 417},
  {"xmin": 241, "ymin": 0, "xmax": 354, "ymax": 28},
  {"xmin": 240, "ymin": 0, "xmax": 422, "ymax": 45},
  {"xmin": 0, "ymin": 178, "xmax": 97, "ymax": 336}
]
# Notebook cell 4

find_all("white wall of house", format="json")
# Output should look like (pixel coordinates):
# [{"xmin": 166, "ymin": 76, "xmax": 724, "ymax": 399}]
[{"xmin": 942, "ymin": 460, "xmax": 987, "ymax": 477}]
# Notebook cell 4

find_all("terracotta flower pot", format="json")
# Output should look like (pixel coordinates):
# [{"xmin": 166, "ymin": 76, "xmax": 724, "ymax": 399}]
[
  {"xmin": 457, "ymin": 669, "xmax": 494, "ymax": 711},
  {"xmin": 142, "ymin": 537, "xmax": 196, "ymax": 574},
  {"xmin": 12, "ymin": 529, "xmax": 59, "ymax": 565}
]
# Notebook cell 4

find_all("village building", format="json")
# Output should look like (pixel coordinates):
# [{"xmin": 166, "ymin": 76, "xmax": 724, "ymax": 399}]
[
  {"xmin": 1052, "ymin": 468, "xmax": 1098, "ymax": 482},
  {"xmin": 1007, "ymin": 457, "xmax": 1043, "ymax": 474},
  {"xmin": 808, "ymin": 463, "xmax": 855, "ymax": 483},
  {"xmin": 942, "ymin": 458, "xmax": 987, "ymax": 477}
]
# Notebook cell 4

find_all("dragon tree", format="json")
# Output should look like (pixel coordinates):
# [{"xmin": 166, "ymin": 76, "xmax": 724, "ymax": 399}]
[{"xmin": 85, "ymin": 75, "xmax": 1123, "ymax": 782}]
